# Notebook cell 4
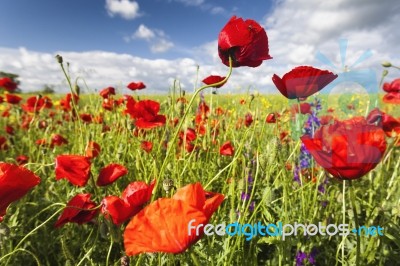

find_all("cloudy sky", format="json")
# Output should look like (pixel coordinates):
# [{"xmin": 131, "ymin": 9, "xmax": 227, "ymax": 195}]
[{"xmin": 0, "ymin": 0, "xmax": 399, "ymax": 94}]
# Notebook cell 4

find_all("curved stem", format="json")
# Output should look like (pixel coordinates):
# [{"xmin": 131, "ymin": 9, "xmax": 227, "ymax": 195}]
[{"xmin": 152, "ymin": 57, "xmax": 233, "ymax": 199}]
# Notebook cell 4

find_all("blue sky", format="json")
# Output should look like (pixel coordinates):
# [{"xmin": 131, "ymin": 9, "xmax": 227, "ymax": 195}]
[
  {"xmin": 0, "ymin": 0, "xmax": 399, "ymax": 93},
  {"xmin": 0, "ymin": 0, "xmax": 272, "ymax": 59}
]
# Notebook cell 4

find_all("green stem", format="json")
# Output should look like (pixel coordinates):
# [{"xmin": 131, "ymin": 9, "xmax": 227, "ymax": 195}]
[
  {"xmin": 349, "ymin": 181, "xmax": 361, "ymax": 266},
  {"xmin": 342, "ymin": 180, "xmax": 346, "ymax": 264},
  {"xmin": 152, "ymin": 56, "xmax": 233, "ymax": 199}
]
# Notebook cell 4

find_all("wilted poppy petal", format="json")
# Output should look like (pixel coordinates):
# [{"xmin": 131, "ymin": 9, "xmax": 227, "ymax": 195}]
[{"xmin": 55, "ymin": 193, "xmax": 98, "ymax": 228}]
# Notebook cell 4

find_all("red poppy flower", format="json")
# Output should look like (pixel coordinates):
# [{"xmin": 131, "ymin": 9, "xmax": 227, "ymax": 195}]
[
  {"xmin": 124, "ymin": 182, "xmax": 224, "ymax": 255},
  {"xmin": 301, "ymin": 117, "xmax": 387, "ymax": 180},
  {"xmin": 272, "ymin": 66, "xmax": 338, "ymax": 99},
  {"xmin": 51, "ymin": 134, "xmax": 68, "ymax": 147},
  {"xmin": 102, "ymin": 98, "xmax": 115, "ymax": 111},
  {"xmin": 220, "ymin": 141, "xmax": 234, "ymax": 156},
  {"xmin": 0, "ymin": 136, "xmax": 8, "ymax": 150},
  {"xmin": 55, "ymin": 155, "xmax": 91, "ymax": 186},
  {"xmin": 127, "ymin": 81, "xmax": 146, "ymax": 91},
  {"xmin": 0, "ymin": 77, "xmax": 17, "ymax": 92},
  {"xmin": 141, "ymin": 141, "xmax": 153, "ymax": 153},
  {"xmin": 125, "ymin": 100, "xmax": 166, "ymax": 129},
  {"xmin": 80, "ymin": 113, "xmax": 93, "ymax": 123},
  {"xmin": 5, "ymin": 125, "xmax": 14, "ymax": 135},
  {"xmin": 367, "ymin": 108, "xmax": 400, "ymax": 138},
  {"xmin": 55, "ymin": 193, "xmax": 98, "ymax": 228},
  {"xmin": 16, "ymin": 155, "xmax": 29, "ymax": 165},
  {"xmin": 320, "ymin": 115, "xmax": 335, "ymax": 125},
  {"xmin": 99, "ymin": 86, "xmax": 116, "ymax": 98},
  {"xmin": 291, "ymin": 102, "xmax": 312, "ymax": 115},
  {"xmin": 383, "ymin": 92, "xmax": 400, "ymax": 104},
  {"xmin": 245, "ymin": 113, "xmax": 253, "ymax": 127},
  {"xmin": 101, "ymin": 196, "xmax": 140, "ymax": 225},
  {"xmin": 21, "ymin": 96, "xmax": 53, "ymax": 112},
  {"xmin": 202, "ymin": 75, "xmax": 227, "ymax": 88},
  {"xmin": 179, "ymin": 128, "xmax": 197, "ymax": 142},
  {"xmin": 218, "ymin": 16, "xmax": 272, "ymax": 67},
  {"xmin": 85, "ymin": 141, "xmax": 101, "ymax": 159},
  {"xmin": 97, "ymin": 163, "xmax": 128, "ymax": 186},
  {"xmin": 121, "ymin": 180, "xmax": 155, "ymax": 207},
  {"xmin": 383, "ymin": 78, "xmax": 400, "ymax": 93},
  {"xmin": 266, "ymin": 113, "xmax": 277, "ymax": 123},
  {"xmin": 59, "ymin": 93, "xmax": 79, "ymax": 112},
  {"xmin": 5, "ymin": 94, "xmax": 22, "ymax": 104},
  {"xmin": 0, "ymin": 163, "xmax": 41, "ymax": 222}
]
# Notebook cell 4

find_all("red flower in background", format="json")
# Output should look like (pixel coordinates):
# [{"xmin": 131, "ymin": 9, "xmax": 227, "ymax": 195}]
[
  {"xmin": 5, "ymin": 94, "xmax": 22, "ymax": 104},
  {"xmin": 141, "ymin": 141, "xmax": 153, "ymax": 153},
  {"xmin": 301, "ymin": 117, "xmax": 387, "ymax": 180},
  {"xmin": 245, "ymin": 113, "xmax": 253, "ymax": 127},
  {"xmin": 0, "ymin": 163, "xmax": 41, "ymax": 222},
  {"xmin": 266, "ymin": 113, "xmax": 278, "ymax": 123},
  {"xmin": 220, "ymin": 141, "xmax": 234, "ymax": 156},
  {"xmin": 218, "ymin": 16, "xmax": 272, "ymax": 67},
  {"xmin": 51, "ymin": 134, "xmax": 68, "ymax": 147},
  {"xmin": 59, "ymin": 93, "xmax": 79, "ymax": 112},
  {"xmin": 202, "ymin": 75, "xmax": 227, "ymax": 88},
  {"xmin": 125, "ymin": 100, "xmax": 166, "ymax": 129},
  {"xmin": 16, "ymin": 155, "xmax": 29, "ymax": 165},
  {"xmin": 291, "ymin": 102, "xmax": 312, "ymax": 115},
  {"xmin": 0, "ymin": 77, "xmax": 17, "ymax": 92},
  {"xmin": 55, "ymin": 193, "xmax": 98, "ymax": 228},
  {"xmin": 367, "ymin": 108, "xmax": 400, "ymax": 138},
  {"xmin": 383, "ymin": 92, "xmax": 400, "ymax": 104},
  {"xmin": 97, "ymin": 163, "xmax": 128, "ymax": 186},
  {"xmin": 55, "ymin": 155, "xmax": 91, "ymax": 186},
  {"xmin": 383, "ymin": 78, "xmax": 400, "ymax": 93},
  {"xmin": 0, "ymin": 136, "xmax": 8, "ymax": 150},
  {"xmin": 127, "ymin": 82, "xmax": 146, "ymax": 91},
  {"xmin": 85, "ymin": 141, "xmax": 101, "ymax": 159},
  {"xmin": 272, "ymin": 66, "xmax": 337, "ymax": 99},
  {"xmin": 21, "ymin": 96, "xmax": 53, "ymax": 113},
  {"xmin": 124, "ymin": 182, "xmax": 224, "ymax": 255},
  {"xmin": 99, "ymin": 86, "xmax": 116, "ymax": 99}
]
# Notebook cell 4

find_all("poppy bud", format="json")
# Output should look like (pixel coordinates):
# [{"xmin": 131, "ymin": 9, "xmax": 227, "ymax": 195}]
[
  {"xmin": 381, "ymin": 61, "xmax": 392, "ymax": 68},
  {"xmin": 55, "ymin": 54, "xmax": 63, "ymax": 64},
  {"xmin": 162, "ymin": 178, "xmax": 175, "ymax": 193},
  {"xmin": 382, "ymin": 70, "xmax": 389, "ymax": 77}
]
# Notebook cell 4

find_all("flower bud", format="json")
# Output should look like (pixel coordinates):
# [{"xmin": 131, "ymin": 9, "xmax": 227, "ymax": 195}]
[
  {"xmin": 381, "ymin": 61, "xmax": 392, "ymax": 68},
  {"xmin": 55, "ymin": 54, "xmax": 63, "ymax": 64},
  {"xmin": 382, "ymin": 70, "xmax": 389, "ymax": 77}
]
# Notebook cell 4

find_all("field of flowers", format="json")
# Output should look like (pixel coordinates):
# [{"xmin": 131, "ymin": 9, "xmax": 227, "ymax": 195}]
[{"xmin": 1, "ymin": 16, "xmax": 400, "ymax": 266}]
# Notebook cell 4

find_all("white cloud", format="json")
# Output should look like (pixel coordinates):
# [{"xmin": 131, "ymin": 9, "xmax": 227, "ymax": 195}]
[
  {"xmin": 129, "ymin": 24, "xmax": 174, "ymax": 54},
  {"xmin": 133, "ymin": 24, "xmax": 155, "ymax": 41},
  {"xmin": 105, "ymin": 0, "xmax": 141, "ymax": 20},
  {"xmin": 150, "ymin": 39, "xmax": 174, "ymax": 53}
]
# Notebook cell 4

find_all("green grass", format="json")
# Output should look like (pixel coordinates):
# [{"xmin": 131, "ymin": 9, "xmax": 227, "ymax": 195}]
[{"xmin": 0, "ymin": 88, "xmax": 399, "ymax": 266}]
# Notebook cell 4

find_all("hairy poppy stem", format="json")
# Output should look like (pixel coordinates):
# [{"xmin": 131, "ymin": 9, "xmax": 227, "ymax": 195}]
[
  {"xmin": 349, "ymin": 181, "xmax": 361, "ymax": 266},
  {"xmin": 153, "ymin": 57, "xmax": 233, "ymax": 199}
]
